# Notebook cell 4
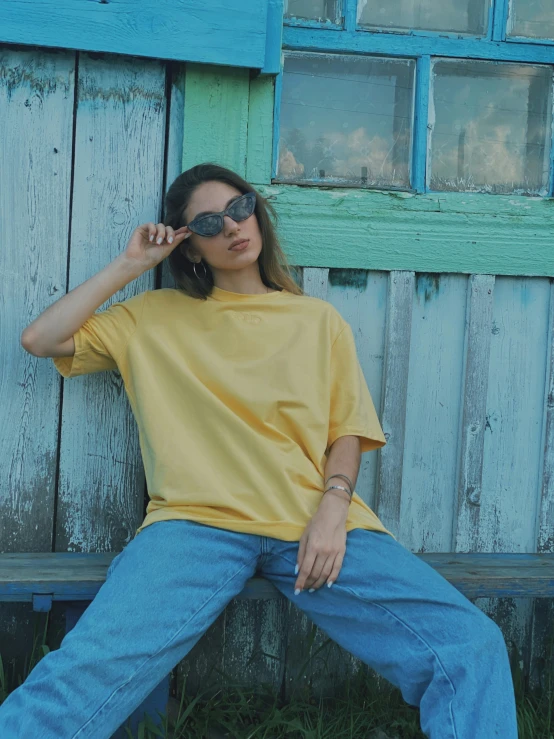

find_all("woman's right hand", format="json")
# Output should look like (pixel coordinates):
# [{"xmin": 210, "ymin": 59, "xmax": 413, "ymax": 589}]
[{"xmin": 123, "ymin": 222, "xmax": 191, "ymax": 273}]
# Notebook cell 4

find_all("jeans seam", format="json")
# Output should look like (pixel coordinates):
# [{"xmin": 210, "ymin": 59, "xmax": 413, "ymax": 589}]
[
  {"xmin": 341, "ymin": 583, "xmax": 459, "ymax": 739},
  {"xmin": 72, "ymin": 553, "xmax": 260, "ymax": 739}
]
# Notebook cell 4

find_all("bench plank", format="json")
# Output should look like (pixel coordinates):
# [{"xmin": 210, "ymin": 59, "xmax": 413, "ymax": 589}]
[{"xmin": 1, "ymin": 552, "xmax": 554, "ymax": 606}]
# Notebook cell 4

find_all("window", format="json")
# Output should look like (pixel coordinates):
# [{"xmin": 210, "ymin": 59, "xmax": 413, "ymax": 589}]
[
  {"xmin": 284, "ymin": 0, "xmax": 341, "ymax": 24},
  {"xmin": 278, "ymin": 53, "xmax": 415, "ymax": 187},
  {"xmin": 507, "ymin": 1, "xmax": 554, "ymax": 41},
  {"xmin": 430, "ymin": 60, "xmax": 552, "ymax": 194},
  {"xmin": 357, "ymin": 0, "xmax": 491, "ymax": 37},
  {"xmin": 277, "ymin": 0, "xmax": 554, "ymax": 196}
]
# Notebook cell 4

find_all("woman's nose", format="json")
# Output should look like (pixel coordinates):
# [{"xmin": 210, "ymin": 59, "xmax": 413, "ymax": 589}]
[{"xmin": 224, "ymin": 214, "xmax": 240, "ymax": 232}]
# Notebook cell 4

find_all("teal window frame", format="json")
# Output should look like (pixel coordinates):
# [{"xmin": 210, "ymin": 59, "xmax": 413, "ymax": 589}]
[{"xmin": 274, "ymin": 0, "xmax": 554, "ymax": 195}]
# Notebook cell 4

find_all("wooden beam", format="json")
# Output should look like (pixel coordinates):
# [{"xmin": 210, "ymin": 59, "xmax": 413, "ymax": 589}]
[
  {"xmin": 0, "ymin": 0, "xmax": 270, "ymax": 70},
  {"xmin": 2, "ymin": 551, "xmax": 554, "ymax": 604}
]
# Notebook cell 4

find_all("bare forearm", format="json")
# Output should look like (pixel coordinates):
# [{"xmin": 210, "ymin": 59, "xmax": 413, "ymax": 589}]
[
  {"xmin": 21, "ymin": 255, "xmax": 144, "ymax": 356},
  {"xmin": 322, "ymin": 435, "xmax": 361, "ymax": 507}
]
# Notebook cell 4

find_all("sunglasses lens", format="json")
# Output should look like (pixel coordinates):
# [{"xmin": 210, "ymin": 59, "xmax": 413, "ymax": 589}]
[
  {"xmin": 193, "ymin": 215, "xmax": 223, "ymax": 236},
  {"xmin": 188, "ymin": 193, "xmax": 255, "ymax": 236},
  {"xmin": 228, "ymin": 193, "xmax": 255, "ymax": 222}
]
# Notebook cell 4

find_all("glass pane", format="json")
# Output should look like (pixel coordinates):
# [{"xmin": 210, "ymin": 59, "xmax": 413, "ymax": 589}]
[
  {"xmin": 430, "ymin": 60, "xmax": 552, "ymax": 195},
  {"xmin": 284, "ymin": 0, "xmax": 341, "ymax": 23},
  {"xmin": 278, "ymin": 53, "xmax": 415, "ymax": 188},
  {"xmin": 357, "ymin": 0, "xmax": 490, "ymax": 36},
  {"xmin": 508, "ymin": 0, "xmax": 554, "ymax": 40}
]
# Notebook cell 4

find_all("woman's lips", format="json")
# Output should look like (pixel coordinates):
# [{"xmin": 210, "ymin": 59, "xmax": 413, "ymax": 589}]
[{"xmin": 229, "ymin": 239, "xmax": 249, "ymax": 251}]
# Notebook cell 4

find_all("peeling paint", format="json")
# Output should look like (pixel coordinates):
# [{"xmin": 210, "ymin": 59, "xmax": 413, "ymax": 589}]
[
  {"xmin": 0, "ymin": 58, "xmax": 72, "ymax": 101},
  {"xmin": 328, "ymin": 268, "xmax": 368, "ymax": 290},
  {"xmin": 415, "ymin": 273, "xmax": 441, "ymax": 303}
]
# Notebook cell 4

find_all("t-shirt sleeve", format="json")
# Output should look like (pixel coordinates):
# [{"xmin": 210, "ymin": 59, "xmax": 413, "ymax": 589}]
[
  {"xmin": 328, "ymin": 320, "xmax": 387, "ymax": 453},
  {"xmin": 51, "ymin": 290, "xmax": 147, "ymax": 378}
]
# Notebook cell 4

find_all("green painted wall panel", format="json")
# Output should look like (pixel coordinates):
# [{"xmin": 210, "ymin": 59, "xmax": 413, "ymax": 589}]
[
  {"xmin": 246, "ymin": 74, "xmax": 274, "ymax": 185},
  {"xmin": 254, "ymin": 185, "xmax": 554, "ymax": 277},
  {"xmin": 182, "ymin": 64, "xmax": 250, "ymax": 177}
]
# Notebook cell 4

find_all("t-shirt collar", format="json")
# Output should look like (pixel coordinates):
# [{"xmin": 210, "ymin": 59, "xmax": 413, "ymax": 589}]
[{"xmin": 208, "ymin": 286, "xmax": 286, "ymax": 302}]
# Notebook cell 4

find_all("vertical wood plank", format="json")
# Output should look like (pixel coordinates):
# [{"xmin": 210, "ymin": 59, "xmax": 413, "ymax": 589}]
[
  {"xmin": 302, "ymin": 267, "xmax": 329, "ymax": 300},
  {"xmin": 56, "ymin": 53, "xmax": 166, "ymax": 553},
  {"xmin": 375, "ymin": 271, "xmax": 414, "ymax": 535},
  {"xmin": 0, "ymin": 46, "xmax": 74, "ymax": 548},
  {"xmin": 479, "ymin": 277, "xmax": 549, "ymax": 552},
  {"xmin": 536, "ymin": 280, "xmax": 554, "ymax": 555},
  {"xmin": 160, "ymin": 63, "xmax": 185, "ymax": 291},
  {"xmin": 0, "ymin": 45, "xmax": 75, "ymax": 687},
  {"xmin": 182, "ymin": 64, "xmax": 250, "ymax": 177},
  {"xmin": 223, "ymin": 598, "xmax": 288, "ymax": 691},
  {"xmin": 326, "ymin": 269, "xmax": 388, "ymax": 511},
  {"xmin": 475, "ymin": 277, "xmax": 551, "ymax": 664},
  {"xmin": 530, "ymin": 279, "xmax": 554, "ymax": 685},
  {"xmin": 453, "ymin": 274, "xmax": 495, "ymax": 551},
  {"xmin": 399, "ymin": 274, "xmax": 467, "ymax": 552}
]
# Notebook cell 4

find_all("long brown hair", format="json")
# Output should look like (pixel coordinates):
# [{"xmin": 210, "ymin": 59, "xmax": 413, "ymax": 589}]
[{"xmin": 163, "ymin": 163, "xmax": 303, "ymax": 300}]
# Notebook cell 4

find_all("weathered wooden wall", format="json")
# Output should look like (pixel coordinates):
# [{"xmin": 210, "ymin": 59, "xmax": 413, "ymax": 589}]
[{"xmin": 1, "ymin": 45, "xmax": 553, "ymax": 701}]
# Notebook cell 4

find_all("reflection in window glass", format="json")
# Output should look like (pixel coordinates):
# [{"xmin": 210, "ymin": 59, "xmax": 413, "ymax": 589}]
[
  {"xmin": 357, "ymin": 0, "xmax": 490, "ymax": 36},
  {"xmin": 508, "ymin": 0, "xmax": 554, "ymax": 40},
  {"xmin": 284, "ymin": 0, "xmax": 341, "ymax": 23},
  {"xmin": 430, "ymin": 61, "xmax": 552, "ymax": 194},
  {"xmin": 277, "ymin": 53, "xmax": 415, "ymax": 188}
]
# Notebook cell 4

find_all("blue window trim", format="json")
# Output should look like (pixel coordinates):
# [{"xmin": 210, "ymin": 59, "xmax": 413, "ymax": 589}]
[
  {"xmin": 276, "ymin": 0, "xmax": 554, "ymax": 196},
  {"xmin": 412, "ymin": 56, "xmax": 431, "ymax": 193},
  {"xmin": 272, "ymin": 61, "xmax": 284, "ymax": 180},
  {"xmin": 282, "ymin": 27, "xmax": 554, "ymax": 64},
  {"xmin": 492, "ymin": 0, "xmax": 509, "ymax": 41},
  {"xmin": 344, "ymin": 0, "xmax": 356, "ymax": 33},
  {"xmin": 0, "ymin": 0, "xmax": 278, "ymax": 72}
]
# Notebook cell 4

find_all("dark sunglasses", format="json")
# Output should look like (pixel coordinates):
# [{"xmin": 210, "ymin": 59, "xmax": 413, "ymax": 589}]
[{"xmin": 185, "ymin": 191, "xmax": 257, "ymax": 237}]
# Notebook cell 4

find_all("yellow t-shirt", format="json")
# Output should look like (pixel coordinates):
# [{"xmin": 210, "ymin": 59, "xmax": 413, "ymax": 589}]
[{"xmin": 52, "ymin": 286, "xmax": 391, "ymax": 541}]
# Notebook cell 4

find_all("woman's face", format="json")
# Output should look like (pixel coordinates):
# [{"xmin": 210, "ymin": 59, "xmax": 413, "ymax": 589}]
[{"xmin": 181, "ymin": 180, "xmax": 263, "ymax": 272}]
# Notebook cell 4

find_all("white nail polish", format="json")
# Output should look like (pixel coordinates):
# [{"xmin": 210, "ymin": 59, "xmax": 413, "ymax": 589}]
[
  {"xmin": 327, "ymin": 581, "xmax": 334, "ymax": 588},
  {"xmin": 156, "ymin": 237, "xmax": 163, "ymax": 244},
  {"xmin": 294, "ymin": 588, "xmax": 301, "ymax": 595},
  {"xmin": 308, "ymin": 588, "xmax": 315, "ymax": 593},
  {"xmin": 294, "ymin": 564, "xmax": 299, "ymax": 575}
]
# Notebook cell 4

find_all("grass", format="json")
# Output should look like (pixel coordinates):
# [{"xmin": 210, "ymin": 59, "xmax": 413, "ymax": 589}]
[{"xmin": 1, "ymin": 612, "xmax": 553, "ymax": 738}]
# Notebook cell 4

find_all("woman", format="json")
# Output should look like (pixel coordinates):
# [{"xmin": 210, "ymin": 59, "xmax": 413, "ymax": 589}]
[{"xmin": 2, "ymin": 163, "xmax": 517, "ymax": 738}]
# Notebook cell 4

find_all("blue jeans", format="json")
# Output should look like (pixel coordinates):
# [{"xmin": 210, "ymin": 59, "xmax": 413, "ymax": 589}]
[{"xmin": 0, "ymin": 520, "xmax": 517, "ymax": 738}]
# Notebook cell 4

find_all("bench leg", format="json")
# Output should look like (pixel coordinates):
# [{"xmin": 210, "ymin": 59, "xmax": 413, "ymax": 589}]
[{"xmin": 64, "ymin": 603, "xmax": 170, "ymax": 739}]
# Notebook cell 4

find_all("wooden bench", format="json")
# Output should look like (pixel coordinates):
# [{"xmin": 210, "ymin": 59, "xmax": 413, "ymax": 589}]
[{"xmin": 2, "ymin": 551, "xmax": 554, "ymax": 738}]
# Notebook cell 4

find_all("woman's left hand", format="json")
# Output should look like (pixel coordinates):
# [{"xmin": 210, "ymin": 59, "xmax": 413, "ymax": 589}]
[{"xmin": 294, "ymin": 493, "xmax": 349, "ymax": 593}]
